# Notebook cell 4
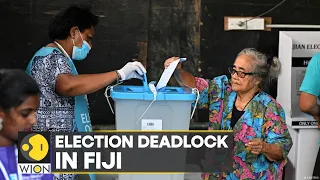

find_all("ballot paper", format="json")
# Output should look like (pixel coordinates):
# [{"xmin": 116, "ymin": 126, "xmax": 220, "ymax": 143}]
[{"xmin": 156, "ymin": 59, "xmax": 181, "ymax": 90}]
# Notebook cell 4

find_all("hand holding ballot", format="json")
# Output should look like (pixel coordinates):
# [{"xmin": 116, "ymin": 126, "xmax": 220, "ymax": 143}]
[
  {"xmin": 117, "ymin": 61, "xmax": 147, "ymax": 81},
  {"xmin": 164, "ymin": 56, "xmax": 185, "ymax": 70}
]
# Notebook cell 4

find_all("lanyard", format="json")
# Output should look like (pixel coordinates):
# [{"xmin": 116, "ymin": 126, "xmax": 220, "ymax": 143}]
[
  {"xmin": 0, "ymin": 145, "xmax": 23, "ymax": 180},
  {"xmin": 15, "ymin": 145, "xmax": 23, "ymax": 180},
  {"xmin": 54, "ymin": 41, "xmax": 71, "ymax": 60},
  {"xmin": 0, "ymin": 160, "xmax": 10, "ymax": 180}
]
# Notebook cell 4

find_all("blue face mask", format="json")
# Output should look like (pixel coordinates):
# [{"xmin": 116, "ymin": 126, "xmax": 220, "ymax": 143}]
[{"xmin": 72, "ymin": 31, "xmax": 91, "ymax": 61}]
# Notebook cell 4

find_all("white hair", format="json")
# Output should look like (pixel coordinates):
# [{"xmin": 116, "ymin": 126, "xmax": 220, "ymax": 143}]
[{"xmin": 237, "ymin": 48, "xmax": 281, "ymax": 87}]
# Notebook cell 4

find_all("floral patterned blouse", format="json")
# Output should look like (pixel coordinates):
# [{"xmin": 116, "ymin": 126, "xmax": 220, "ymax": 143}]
[{"xmin": 196, "ymin": 75, "xmax": 293, "ymax": 180}]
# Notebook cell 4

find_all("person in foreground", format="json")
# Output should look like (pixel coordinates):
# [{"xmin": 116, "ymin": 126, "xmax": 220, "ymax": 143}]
[
  {"xmin": 0, "ymin": 69, "xmax": 53, "ymax": 180},
  {"xmin": 164, "ymin": 48, "xmax": 293, "ymax": 179},
  {"xmin": 26, "ymin": 5, "xmax": 146, "ymax": 180},
  {"xmin": 299, "ymin": 52, "xmax": 320, "ymax": 179},
  {"xmin": 26, "ymin": 4, "xmax": 146, "ymax": 133}
]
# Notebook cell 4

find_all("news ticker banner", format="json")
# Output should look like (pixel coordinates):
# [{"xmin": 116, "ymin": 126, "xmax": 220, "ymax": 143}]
[{"xmin": 17, "ymin": 131, "xmax": 233, "ymax": 174}]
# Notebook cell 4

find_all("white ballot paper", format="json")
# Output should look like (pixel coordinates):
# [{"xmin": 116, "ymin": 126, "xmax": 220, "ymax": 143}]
[{"xmin": 156, "ymin": 59, "xmax": 180, "ymax": 90}]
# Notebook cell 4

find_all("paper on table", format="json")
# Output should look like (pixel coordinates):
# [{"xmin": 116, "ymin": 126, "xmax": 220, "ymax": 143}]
[{"xmin": 156, "ymin": 59, "xmax": 180, "ymax": 90}]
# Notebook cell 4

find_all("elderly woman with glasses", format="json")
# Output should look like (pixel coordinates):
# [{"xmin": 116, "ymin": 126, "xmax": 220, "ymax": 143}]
[{"xmin": 164, "ymin": 48, "xmax": 293, "ymax": 180}]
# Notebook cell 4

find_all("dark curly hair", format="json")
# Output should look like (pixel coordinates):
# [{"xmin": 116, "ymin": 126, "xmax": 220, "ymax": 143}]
[
  {"xmin": 0, "ymin": 69, "xmax": 40, "ymax": 111},
  {"xmin": 48, "ymin": 4, "xmax": 99, "ymax": 40}
]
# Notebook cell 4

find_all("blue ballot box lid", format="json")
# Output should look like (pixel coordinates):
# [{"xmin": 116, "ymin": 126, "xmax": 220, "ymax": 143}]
[
  {"xmin": 110, "ymin": 85, "xmax": 196, "ymax": 101},
  {"xmin": 110, "ymin": 72, "xmax": 197, "ymax": 101}
]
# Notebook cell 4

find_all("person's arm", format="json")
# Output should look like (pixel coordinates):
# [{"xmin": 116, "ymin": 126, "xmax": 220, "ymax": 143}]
[
  {"xmin": 164, "ymin": 57, "xmax": 232, "ymax": 115},
  {"xmin": 56, "ymin": 71, "xmax": 118, "ymax": 96},
  {"xmin": 299, "ymin": 55, "xmax": 320, "ymax": 121},
  {"xmin": 174, "ymin": 68, "xmax": 196, "ymax": 88},
  {"xmin": 247, "ymin": 102, "xmax": 293, "ymax": 162},
  {"xmin": 263, "ymin": 103, "xmax": 293, "ymax": 162},
  {"xmin": 261, "ymin": 141, "xmax": 284, "ymax": 161},
  {"xmin": 165, "ymin": 57, "xmax": 209, "ymax": 109},
  {"xmin": 164, "ymin": 57, "xmax": 196, "ymax": 88},
  {"xmin": 300, "ymin": 92, "xmax": 320, "ymax": 121},
  {"xmin": 246, "ymin": 138, "xmax": 283, "ymax": 161},
  {"xmin": 55, "ymin": 57, "xmax": 146, "ymax": 97}
]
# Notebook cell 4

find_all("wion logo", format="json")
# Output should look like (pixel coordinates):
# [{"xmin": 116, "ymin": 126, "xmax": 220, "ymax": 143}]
[{"xmin": 17, "ymin": 132, "xmax": 51, "ymax": 174}]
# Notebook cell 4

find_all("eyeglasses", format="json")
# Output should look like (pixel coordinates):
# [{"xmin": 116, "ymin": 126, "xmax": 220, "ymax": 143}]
[{"xmin": 228, "ymin": 67, "xmax": 254, "ymax": 78}]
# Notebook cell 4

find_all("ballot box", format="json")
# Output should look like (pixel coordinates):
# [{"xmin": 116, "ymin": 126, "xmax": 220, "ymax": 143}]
[{"xmin": 108, "ymin": 60, "xmax": 198, "ymax": 180}]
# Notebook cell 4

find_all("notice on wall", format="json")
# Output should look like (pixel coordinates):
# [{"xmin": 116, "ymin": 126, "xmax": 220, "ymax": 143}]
[
  {"xmin": 296, "ymin": 70, "xmax": 306, "ymax": 95},
  {"xmin": 292, "ymin": 57, "xmax": 310, "ymax": 95},
  {"xmin": 291, "ymin": 57, "xmax": 311, "ymax": 117}
]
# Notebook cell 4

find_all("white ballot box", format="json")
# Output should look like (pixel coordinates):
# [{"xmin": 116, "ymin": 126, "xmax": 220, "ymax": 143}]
[
  {"xmin": 277, "ymin": 31, "xmax": 320, "ymax": 180},
  {"xmin": 107, "ymin": 59, "xmax": 198, "ymax": 180}
]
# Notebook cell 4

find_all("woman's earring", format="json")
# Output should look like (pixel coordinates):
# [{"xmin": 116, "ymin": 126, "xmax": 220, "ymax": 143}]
[{"xmin": 0, "ymin": 118, "xmax": 3, "ymax": 131}]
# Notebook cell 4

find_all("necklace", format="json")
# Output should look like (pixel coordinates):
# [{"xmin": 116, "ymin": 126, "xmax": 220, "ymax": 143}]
[
  {"xmin": 54, "ymin": 41, "xmax": 71, "ymax": 60},
  {"xmin": 236, "ymin": 91, "xmax": 259, "ymax": 111}
]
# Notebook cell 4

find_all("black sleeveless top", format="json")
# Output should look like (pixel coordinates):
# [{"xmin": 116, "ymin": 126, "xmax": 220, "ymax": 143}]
[
  {"xmin": 230, "ymin": 91, "xmax": 259, "ymax": 129},
  {"xmin": 231, "ymin": 103, "xmax": 245, "ymax": 128}
]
